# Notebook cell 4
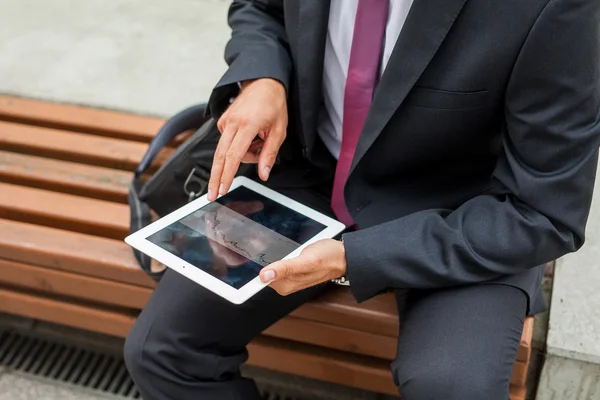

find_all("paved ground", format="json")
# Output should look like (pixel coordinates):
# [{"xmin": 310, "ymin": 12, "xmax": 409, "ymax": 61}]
[
  {"xmin": 0, "ymin": 0, "xmax": 231, "ymax": 118},
  {"xmin": 0, "ymin": 373, "xmax": 111, "ymax": 400}
]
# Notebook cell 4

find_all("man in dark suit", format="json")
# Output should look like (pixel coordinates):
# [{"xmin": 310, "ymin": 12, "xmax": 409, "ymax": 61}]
[{"xmin": 124, "ymin": 0, "xmax": 600, "ymax": 398}]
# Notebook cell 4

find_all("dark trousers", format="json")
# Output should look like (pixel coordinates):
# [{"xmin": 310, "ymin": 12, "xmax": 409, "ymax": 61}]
[{"xmin": 124, "ymin": 183, "xmax": 527, "ymax": 400}]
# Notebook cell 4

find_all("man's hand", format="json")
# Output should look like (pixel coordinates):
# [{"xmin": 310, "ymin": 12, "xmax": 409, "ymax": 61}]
[
  {"xmin": 208, "ymin": 78, "xmax": 288, "ymax": 201},
  {"xmin": 260, "ymin": 239, "xmax": 347, "ymax": 296}
]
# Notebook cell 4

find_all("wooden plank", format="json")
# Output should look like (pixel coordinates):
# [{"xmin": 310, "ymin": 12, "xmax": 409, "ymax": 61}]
[
  {"xmin": 251, "ymin": 346, "xmax": 525, "ymax": 399},
  {"xmin": 0, "ymin": 121, "xmax": 172, "ymax": 171},
  {"xmin": 0, "ymin": 219, "xmax": 398, "ymax": 337},
  {"xmin": 511, "ymin": 385, "xmax": 527, "ymax": 400},
  {"xmin": 0, "ymin": 285, "xmax": 528, "ymax": 396},
  {"xmin": 0, "ymin": 286, "xmax": 397, "ymax": 395},
  {"xmin": 0, "ymin": 218, "xmax": 155, "ymax": 288},
  {"xmin": 1, "ymin": 218, "xmax": 400, "ymax": 335},
  {"xmin": 0, "ymin": 259, "xmax": 152, "ymax": 309},
  {"xmin": 0, "ymin": 185, "xmax": 534, "ymax": 364},
  {"xmin": 265, "ymin": 316, "xmax": 397, "ymax": 360},
  {"xmin": 292, "ymin": 287, "xmax": 399, "ymax": 337},
  {"xmin": 0, "ymin": 182, "xmax": 129, "ymax": 239},
  {"xmin": 0, "ymin": 287, "xmax": 138, "ymax": 338},
  {"xmin": 293, "ymin": 290, "xmax": 534, "ymax": 363},
  {"xmin": 511, "ymin": 359, "xmax": 528, "ymax": 387},
  {"xmin": 517, "ymin": 316, "xmax": 534, "ymax": 363},
  {"xmin": 0, "ymin": 95, "xmax": 164, "ymax": 143},
  {"xmin": 247, "ymin": 337, "xmax": 398, "ymax": 395},
  {"xmin": 266, "ymin": 314, "xmax": 527, "ymax": 387},
  {"xmin": 0, "ymin": 254, "xmax": 533, "ymax": 379},
  {"xmin": 0, "ymin": 151, "xmax": 130, "ymax": 203},
  {"xmin": 0, "ymin": 194, "xmax": 535, "ymax": 358}
]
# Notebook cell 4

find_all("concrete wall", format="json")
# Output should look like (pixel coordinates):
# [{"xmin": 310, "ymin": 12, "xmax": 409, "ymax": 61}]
[{"xmin": 536, "ymin": 162, "xmax": 600, "ymax": 399}]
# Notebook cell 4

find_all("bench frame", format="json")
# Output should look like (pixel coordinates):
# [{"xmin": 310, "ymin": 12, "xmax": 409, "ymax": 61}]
[{"xmin": 0, "ymin": 95, "xmax": 532, "ymax": 399}]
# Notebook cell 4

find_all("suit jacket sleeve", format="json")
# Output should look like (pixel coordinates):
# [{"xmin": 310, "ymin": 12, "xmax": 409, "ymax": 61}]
[
  {"xmin": 343, "ymin": 0, "xmax": 600, "ymax": 302},
  {"xmin": 208, "ymin": 0, "xmax": 291, "ymax": 116}
]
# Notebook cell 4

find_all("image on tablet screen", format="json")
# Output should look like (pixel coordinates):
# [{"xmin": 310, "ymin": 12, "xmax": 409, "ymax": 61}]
[{"xmin": 146, "ymin": 186, "xmax": 327, "ymax": 289}]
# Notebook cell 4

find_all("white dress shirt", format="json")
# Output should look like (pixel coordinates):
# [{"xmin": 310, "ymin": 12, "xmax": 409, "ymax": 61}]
[{"xmin": 318, "ymin": 0, "xmax": 414, "ymax": 159}]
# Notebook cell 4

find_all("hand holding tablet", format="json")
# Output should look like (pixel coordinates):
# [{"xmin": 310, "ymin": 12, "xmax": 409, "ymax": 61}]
[
  {"xmin": 125, "ymin": 177, "xmax": 345, "ymax": 304},
  {"xmin": 259, "ymin": 238, "xmax": 347, "ymax": 296}
]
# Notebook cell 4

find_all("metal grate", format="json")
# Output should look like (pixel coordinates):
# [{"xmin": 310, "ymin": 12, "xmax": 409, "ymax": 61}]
[
  {"xmin": 0, "ymin": 329, "xmax": 300, "ymax": 400},
  {"xmin": 0, "ymin": 330, "xmax": 140, "ymax": 398}
]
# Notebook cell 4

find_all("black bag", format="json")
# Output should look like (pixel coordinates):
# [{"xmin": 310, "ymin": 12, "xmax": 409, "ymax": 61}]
[{"xmin": 128, "ymin": 103, "xmax": 251, "ymax": 281}]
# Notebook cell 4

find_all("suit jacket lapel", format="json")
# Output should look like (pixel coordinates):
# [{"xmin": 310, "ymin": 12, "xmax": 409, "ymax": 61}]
[
  {"xmin": 350, "ymin": 0, "xmax": 469, "ymax": 175},
  {"xmin": 295, "ymin": 0, "xmax": 330, "ymax": 155}
]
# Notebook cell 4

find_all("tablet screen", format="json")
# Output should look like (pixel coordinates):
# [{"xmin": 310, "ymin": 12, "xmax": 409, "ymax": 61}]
[{"xmin": 146, "ymin": 186, "xmax": 327, "ymax": 289}]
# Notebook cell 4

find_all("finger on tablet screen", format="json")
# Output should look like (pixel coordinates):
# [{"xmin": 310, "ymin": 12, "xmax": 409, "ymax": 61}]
[
  {"xmin": 218, "ymin": 125, "xmax": 257, "ymax": 196},
  {"xmin": 208, "ymin": 123, "xmax": 237, "ymax": 201}
]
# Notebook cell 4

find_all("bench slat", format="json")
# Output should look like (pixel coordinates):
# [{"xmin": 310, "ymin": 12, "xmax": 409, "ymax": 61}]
[
  {"xmin": 0, "ymin": 121, "xmax": 171, "ymax": 171},
  {"xmin": 519, "ymin": 317, "xmax": 533, "ymax": 363},
  {"xmin": 0, "ymin": 97, "xmax": 534, "ymax": 396},
  {"xmin": 511, "ymin": 385, "xmax": 527, "ymax": 400},
  {"xmin": 0, "ymin": 287, "xmax": 527, "ymax": 398},
  {"xmin": 0, "ymin": 95, "xmax": 164, "ymax": 143},
  {"xmin": 0, "ymin": 259, "xmax": 152, "ymax": 309},
  {"xmin": 0, "ymin": 255, "xmax": 532, "ymax": 377},
  {"xmin": 0, "ymin": 285, "xmax": 397, "ymax": 395},
  {"xmin": 248, "ymin": 337, "xmax": 397, "ymax": 395},
  {"xmin": 0, "ymin": 219, "xmax": 155, "ymax": 288},
  {"xmin": 0, "ymin": 218, "xmax": 400, "ymax": 337},
  {"xmin": 0, "ymin": 256, "xmax": 396, "ymax": 360},
  {"xmin": 0, "ymin": 181, "xmax": 406, "ymax": 341},
  {"xmin": 0, "ymin": 287, "xmax": 137, "ymax": 338},
  {"xmin": 0, "ymin": 218, "xmax": 402, "ymax": 339},
  {"xmin": 0, "ymin": 151, "xmax": 130, "ymax": 203},
  {"xmin": 0, "ymin": 183, "xmax": 404, "ymax": 338},
  {"xmin": 0, "ymin": 216, "xmax": 534, "ymax": 362},
  {"xmin": 265, "ymin": 316, "xmax": 397, "ymax": 360},
  {"xmin": 0, "ymin": 182, "xmax": 128, "ymax": 239},
  {"xmin": 293, "ymin": 288, "xmax": 399, "ymax": 337}
]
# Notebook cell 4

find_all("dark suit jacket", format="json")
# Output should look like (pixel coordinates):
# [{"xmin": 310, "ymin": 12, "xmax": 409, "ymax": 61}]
[{"xmin": 208, "ymin": 0, "xmax": 600, "ymax": 313}]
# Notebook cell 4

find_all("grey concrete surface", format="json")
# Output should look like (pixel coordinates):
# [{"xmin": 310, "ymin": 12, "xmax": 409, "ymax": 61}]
[
  {"xmin": 0, "ymin": 0, "xmax": 231, "ymax": 118},
  {"xmin": 0, "ymin": 374, "xmax": 113, "ymax": 400},
  {"xmin": 546, "ymin": 166, "xmax": 600, "ymax": 364},
  {"xmin": 536, "ymin": 165, "xmax": 600, "ymax": 399},
  {"xmin": 536, "ymin": 355, "xmax": 600, "ymax": 400},
  {"xmin": 548, "ymin": 256, "xmax": 600, "ymax": 365}
]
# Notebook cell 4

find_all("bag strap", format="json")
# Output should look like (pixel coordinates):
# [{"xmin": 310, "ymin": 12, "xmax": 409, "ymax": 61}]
[
  {"xmin": 129, "ymin": 103, "xmax": 209, "ymax": 280},
  {"xmin": 135, "ymin": 104, "xmax": 209, "ymax": 177}
]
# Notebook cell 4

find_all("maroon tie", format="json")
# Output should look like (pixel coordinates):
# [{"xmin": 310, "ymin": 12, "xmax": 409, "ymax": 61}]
[{"xmin": 331, "ymin": 0, "xmax": 390, "ymax": 227}]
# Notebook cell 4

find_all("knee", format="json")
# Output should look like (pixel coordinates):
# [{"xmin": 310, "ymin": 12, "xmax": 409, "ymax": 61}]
[
  {"xmin": 124, "ymin": 316, "xmax": 172, "ymax": 397},
  {"xmin": 393, "ymin": 360, "xmax": 503, "ymax": 400},
  {"xmin": 123, "ymin": 319, "xmax": 148, "ymax": 385}
]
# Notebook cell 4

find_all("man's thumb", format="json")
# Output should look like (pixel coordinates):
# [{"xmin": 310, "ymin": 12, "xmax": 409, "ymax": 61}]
[
  {"xmin": 260, "ymin": 260, "xmax": 292, "ymax": 283},
  {"xmin": 260, "ymin": 268, "xmax": 277, "ymax": 283}
]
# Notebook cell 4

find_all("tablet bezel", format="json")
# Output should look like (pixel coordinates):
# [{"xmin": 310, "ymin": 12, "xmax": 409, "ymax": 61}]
[{"xmin": 125, "ymin": 176, "xmax": 346, "ymax": 304}]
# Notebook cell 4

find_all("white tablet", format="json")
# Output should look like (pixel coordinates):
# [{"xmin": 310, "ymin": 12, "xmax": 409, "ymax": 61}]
[{"xmin": 125, "ymin": 176, "xmax": 346, "ymax": 304}]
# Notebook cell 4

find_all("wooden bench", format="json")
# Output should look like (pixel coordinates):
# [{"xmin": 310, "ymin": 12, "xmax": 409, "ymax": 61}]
[{"xmin": 0, "ymin": 95, "xmax": 532, "ymax": 400}]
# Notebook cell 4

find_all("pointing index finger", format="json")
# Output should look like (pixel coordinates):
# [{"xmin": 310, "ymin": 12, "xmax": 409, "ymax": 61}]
[
  {"xmin": 208, "ymin": 123, "xmax": 237, "ymax": 201},
  {"xmin": 219, "ymin": 124, "xmax": 258, "ymax": 195}
]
